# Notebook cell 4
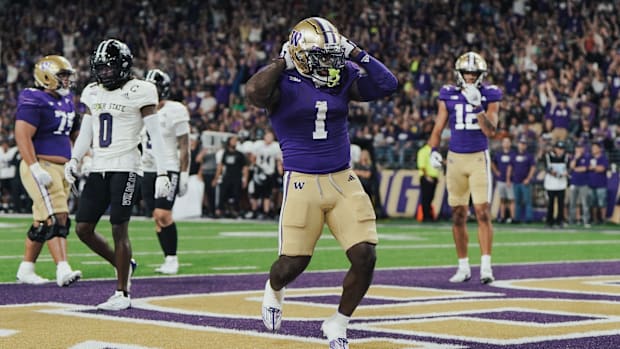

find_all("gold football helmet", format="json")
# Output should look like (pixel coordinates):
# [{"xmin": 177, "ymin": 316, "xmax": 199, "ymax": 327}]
[
  {"xmin": 454, "ymin": 51, "xmax": 487, "ymax": 88},
  {"xmin": 34, "ymin": 55, "xmax": 75, "ymax": 96},
  {"xmin": 288, "ymin": 17, "xmax": 345, "ymax": 87}
]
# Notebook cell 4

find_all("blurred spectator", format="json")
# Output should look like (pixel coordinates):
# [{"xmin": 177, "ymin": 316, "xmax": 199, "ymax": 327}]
[
  {"xmin": 492, "ymin": 137, "xmax": 515, "ymax": 223},
  {"xmin": 543, "ymin": 141, "xmax": 569, "ymax": 228},
  {"xmin": 512, "ymin": 138, "xmax": 537, "ymax": 223},
  {"xmin": 568, "ymin": 143, "xmax": 591, "ymax": 227},
  {"xmin": 588, "ymin": 142, "xmax": 609, "ymax": 224}
]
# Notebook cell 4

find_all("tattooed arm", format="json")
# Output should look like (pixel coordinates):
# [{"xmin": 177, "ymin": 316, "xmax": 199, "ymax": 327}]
[{"xmin": 476, "ymin": 101, "xmax": 499, "ymax": 138}]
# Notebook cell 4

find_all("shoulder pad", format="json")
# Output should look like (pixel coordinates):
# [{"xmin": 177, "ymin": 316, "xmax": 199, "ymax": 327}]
[
  {"xmin": 481, "ymin": 84, "xmax": 503, "ymax": 102},
  {"xmin": 18, "ymin": 88, "xmax": 48, "ymax": 107},
  {"xmin": 438, "ymin": 85, "xmax": 459, "ymax": 100}
]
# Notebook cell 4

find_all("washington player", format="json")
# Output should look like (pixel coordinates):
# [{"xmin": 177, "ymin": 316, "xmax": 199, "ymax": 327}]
[
  {"xmin": 141, "ymin": 69, "xmax": 190, "ymax": 274},
  {"xmin": 427, "ymin": 51, "xmax": 503, "ymax": 284},
  {"xmin": 246, "ymin": 17, "xmax": 397, "ymax": 349},
  {"xmin": 64, "ymin": 39, "xmax": 171, "ymax": 310},
  {"xmin": 14, "ymin": 55, "xmax": 82, "ymax": 287}
]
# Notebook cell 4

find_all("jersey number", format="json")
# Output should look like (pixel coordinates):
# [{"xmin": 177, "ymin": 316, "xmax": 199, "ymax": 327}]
[
  {"xmin": 99, "ymin": 113, "xmax": 112, "ymax": 147},
  {"xmin": 53, "ymin": 110, "xmax": 75, "ymax": 136},
  {"xmin": 312, "ymin": 101, "xmax": 328, "ymax": 140},
  {"xmin": 454, "ymin": 104, "xmax": 481, "ymax": 130}
]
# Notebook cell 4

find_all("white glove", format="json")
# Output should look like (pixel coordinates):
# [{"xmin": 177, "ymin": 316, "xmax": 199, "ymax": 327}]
[
  {"xmin": 279, "ymin": 42, "xmax": 295, "ymax": 70},
  {"xmin": 430, "ymin": 150, "xmax": 443, "ymax": 170},
  {"xmin": 340, "ymin": 35, "xmax": 357, "ymax": 59},
  {"xmin": 461, "ymin": 83, "xmax": 482, "ymax": 107},
  {"xmin": 30, "ymin": 162, "xmax": 53, "ymax": 187},
  {"xmin": 64, "ymin": 158, "xmax": 79, "ymax": 184},
  {"xmin": 154, "ymin": 175, "xmax": 171, "ymax": 198},
  {"xmin": 177, "ymin": 171, "xmax": 189, "ymax": 197}
]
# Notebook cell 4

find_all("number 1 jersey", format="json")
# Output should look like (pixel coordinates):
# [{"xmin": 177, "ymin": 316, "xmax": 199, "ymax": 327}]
[{"xmin": 80, "ymin": 79, "xmax": 158, "ymax": 174}]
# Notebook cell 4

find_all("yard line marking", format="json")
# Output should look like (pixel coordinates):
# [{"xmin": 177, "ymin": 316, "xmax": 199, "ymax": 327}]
[{"xmin": 211, "ymin": 266, "xmax": 258, "ymax": 271}]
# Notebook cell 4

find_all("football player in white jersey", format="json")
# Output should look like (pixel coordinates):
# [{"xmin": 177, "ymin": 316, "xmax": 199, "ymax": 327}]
[
  {"xmin": 64, "ymin": 39, "xmax": 171, "ymax": 311},
  {"xmin": 248, "ymin": 130, "xmax": 282, "ymax": 219},
  {"xmin": 141, "ymin": 69, "xmax": 190, "ymax": 274}
]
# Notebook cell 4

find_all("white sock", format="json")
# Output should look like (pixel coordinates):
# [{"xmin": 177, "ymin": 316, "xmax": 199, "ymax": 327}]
[
  {"xmin": 57, "ymin": 261, "xmax": 71, "ymax": 273},
  {"xmin": 265, "ymin": 279, "xmax": 284, "ymax": 305},
  {"xmin": 458, "ymin": 258, "xmax": 470, "ymax": 270},
  {"xmin": 324, "ymin": 312, "xmax": 350, "ymax": 339},
  {"xmin": 18, "ymin": 261, "xmax": 35, "ymax": 274},
  {"xmin": 481, "ymin": 255, "xmax": 491, "ymax": 269}
]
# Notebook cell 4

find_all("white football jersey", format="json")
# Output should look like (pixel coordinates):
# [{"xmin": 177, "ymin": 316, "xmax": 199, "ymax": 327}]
[
  {"xmin": 141, "ymin": 100, "xmax": 190, "ymax": 172},
  {"xmin": 253, "ymin": 140, "xmax": 281, "ymax": 176},
  {"xmin": 80, "ymin": 79, "xmax": 158, "ymax": 174}
]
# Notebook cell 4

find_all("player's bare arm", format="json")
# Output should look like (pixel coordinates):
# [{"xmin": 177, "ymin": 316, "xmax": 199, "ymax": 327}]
[
  {"xmin": 427, "ymin": 101, "xmax": 449, "ymax": 149},
  {"xmin": 177, "ymin": 133, "xmax": 190, "ymax": 173},
  {"xmin": 476, "ymin": 101, "xmax": 499, "ymax": 138},
  {"xmin": 245, "ymin": 59, "xmax": 285, "ymax": 109},
  {"xmin": 140, "ymin": 105, "xmax": 157, "ymax": 118}
]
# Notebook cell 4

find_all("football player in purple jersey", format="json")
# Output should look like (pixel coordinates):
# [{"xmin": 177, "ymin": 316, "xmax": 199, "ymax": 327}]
[
  {"xmin": 14, "ymin": 55, "xmax": 82, "ymax": 287},
  {"xmin": 246, "ymin": 17, "xmax": 397, "ymax": 349},
  {"xmin": 427, "ymin": 52, "xmax": 503, "ymax": 285}
]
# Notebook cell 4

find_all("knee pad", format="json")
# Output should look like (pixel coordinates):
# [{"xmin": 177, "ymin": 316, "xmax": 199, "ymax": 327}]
[
  {"xmin": 27, "ymin": 223, "xmax": 47, "ymax": 243},
  {"xmin": 45, "ymin": 217, "xmax": 71, "ymax": 240}
]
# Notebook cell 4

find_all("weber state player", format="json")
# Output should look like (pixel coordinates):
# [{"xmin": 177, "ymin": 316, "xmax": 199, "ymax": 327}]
[
  {"xmin": 141, "ymin": 68, "xmax": 190, "ymax": 275},
  {"xmin": 15, "ymin": 55, "xmax": 82, "ymax": 287},
  {"xmin": 426, "ymin": 51, "xmax": 503, "ymax": 285},
  {"xmin": 64, "ymin": 39, "xmax": 171, "ymax": 311},
  {"xmin": 246, "ymin": 17, "xmax": 397, "ymax": 349}
]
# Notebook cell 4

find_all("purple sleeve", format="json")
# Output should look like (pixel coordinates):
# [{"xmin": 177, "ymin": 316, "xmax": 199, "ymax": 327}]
[
  {"xmin": 481, "ymin": 85, "xmax": 503, "ymax": 102},
  {"xmin": 438, "ymin": 85, "xmax": 455, "ymax": 101},
  {"xmin": 16, "ymin": 90, "xmax": 42, "ymax": 127},
  {"xmin": 351, "ymin": 51, "xmax": 398, "ymax": 101}
]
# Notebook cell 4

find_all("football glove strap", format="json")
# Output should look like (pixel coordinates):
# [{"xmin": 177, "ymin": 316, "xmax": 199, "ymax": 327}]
[
  {"xmin": 64, "ymin": 113, "xmax": 93, "ymax": 184},
  {"xmin": 350, "ymin": 50, "xmax": 399, "ymax": 101},
  {"xmin": 143, "ymin": 114, "xmax": 171, "ymax": 198}
]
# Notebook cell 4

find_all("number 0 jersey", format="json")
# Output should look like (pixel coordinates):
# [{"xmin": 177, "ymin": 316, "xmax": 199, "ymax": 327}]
[
  {"xmin": 141, "ymin": 100, "xmax": 190, "ymax": 172},
  {"xmin": 270, "ymin": 62, "xmax": 362, "ymax": 174},
  {"xmin": 80, "ymin": 79, "xmax": 158, "ymax": 174},
  {"xmin": 15, "ymin": 88, "xmax": 76, "ymax": 159},
  {"xmin": 439, "ymin": 84, "xmax": 503, "ymax": 154}
]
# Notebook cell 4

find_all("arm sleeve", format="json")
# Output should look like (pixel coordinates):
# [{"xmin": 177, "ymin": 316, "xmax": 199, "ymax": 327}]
[
  {"xmin": 143, "ymin": 113, "xmax": 168, "ymax": 175},
  {"xmin": 351, "ymin": 51, "xmax": 398, "ymax": 101},
  {"xmin": 72, "ymin": 114, "xmax": 93, "ymax": 161}
]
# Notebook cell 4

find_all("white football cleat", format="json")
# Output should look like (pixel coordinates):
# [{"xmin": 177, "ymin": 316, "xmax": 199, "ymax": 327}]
[
  {"xmin": 56, "ymin": 269, "xmax": 82, "ymax": 287},
  {"xmin": 480, "ymin": 266, "xmax": 495, "ymax": 284},
  {"xmin": 449, "ymin": 268, "xmax": 471, "ymax": 283},
  {"xmin": 16, "ymin": 271, "xmax": 49, "ymax": 285},
  {"xmin": 155, "ymin": 255, "xmax": 179, "ymax": 274},
  {"xmin": 261, "ymin": 279, "xmax": 284, "ymax": 331},
  {"xmin": 97, "ymin": 290, "xmax": 131, "ymax": 311},
  {"xmin": 322, "ymin": 316, "xmax": 348, "ymax": 349}
]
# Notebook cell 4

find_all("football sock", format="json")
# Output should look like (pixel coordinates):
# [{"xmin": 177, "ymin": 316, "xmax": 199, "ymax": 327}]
[
  {"xmin": 159, "ymin": 223, "xmax": 178, "ymax": 256},
  {"xmin": 481, "ymin": 255, "xmax": 491, "ymax": 269},
  {"xmin": 458, "ymin": 257, "xmax": 470, "ymax": 270}
]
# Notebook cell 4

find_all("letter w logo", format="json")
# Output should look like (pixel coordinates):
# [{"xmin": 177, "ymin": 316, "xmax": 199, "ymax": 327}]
[
  {"xmin": 293, "ymin": 182, "xmax": 305, "ymax": 190},
  {"xmin": 291, "ymin": 30, "xmax": 302, "ymax": 46}
]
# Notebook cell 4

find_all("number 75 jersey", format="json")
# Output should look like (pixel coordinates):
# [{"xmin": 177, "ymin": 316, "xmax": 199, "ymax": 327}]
[
  {"xmin": 80, "ymin": 79, "xmax": 158, "ymax": 174},
  {"xmin": 440, "ymin": 84, "xmax": 503, "ymax": 154}
]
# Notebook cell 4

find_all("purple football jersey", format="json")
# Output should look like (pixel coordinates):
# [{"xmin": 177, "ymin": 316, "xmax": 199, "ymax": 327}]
[
  {"xmin": 440, "ymin": 84, "xmax": 503, "ymax": 154},
  {"xmin": 269, "ymin": 62, "xmax": 361, "ymax": 174},
  {"xmin": 493, "ymin": 149, "xmax": 514, "ymax": 181},
  {"xmin": 15, "ymin": 88, "xmax": 75, "ymax": 159}
]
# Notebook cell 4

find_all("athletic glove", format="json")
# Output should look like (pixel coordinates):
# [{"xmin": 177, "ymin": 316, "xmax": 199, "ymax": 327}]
[
  {"xmin": 155, "ymin": 175, "xmax": 171, "ymax": 198},
  {"xmin": 177, "ymin": 171, "xmax": 189, "ymax": 197},
  {"xmin": 430, "ymin": 149, "xmax": 443, "ymax": 170},
  {"xmin": 340, "ymin": 35, "xmax": 357, "ymax": 59},
  {"xmin": 279, "ymin": 42, "xmax": 295, "ymax": 70},
  {"xmin": 461, "ymin": 83, "xmax": 482, "ymax": 108},
  {"xmin": 30, "ymin": 162, "xmax": 53, "ymax": 187},
  {"xmin": 63, "ymin": 158, "xmax": 79, "ymax": 184}
]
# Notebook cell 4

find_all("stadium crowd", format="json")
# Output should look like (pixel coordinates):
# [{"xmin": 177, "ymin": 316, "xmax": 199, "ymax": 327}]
[{"xmin": 0, "ymin": 0, "xmax": 618, "ymax": 222}]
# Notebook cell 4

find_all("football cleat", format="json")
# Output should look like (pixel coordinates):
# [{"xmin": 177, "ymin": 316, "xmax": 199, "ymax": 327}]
[
  {"xmin": 327, "ymin": 338, "xmax": 349, "ymax": 349},
  {"xmin": 97, "ymin": 290, "xmax": 131, "ymax": 311},
  {"xmin": 480, "ymin": 267, "xmax": 495, "ymax": 284},
  {"xmin": 449, "ymin": 268, "xmax": 471, "ymax": 283},
  {"xmin": 56, "ymin": 269, "xmax": 82, "ymax": 287},
  {"xmin": 261, "ymin": 279, "xmax": 284, "ymax": 331},
  {"xmin": 16, "ymin": 271, "xmax": 49, "ymax": 285},
  {"xmin": 322, "ymin": 316, "xmax": 348, "ymax": 349},
  {"xmin": 155, "ymin": 255, "xmax": 178, "ymax": 274}
]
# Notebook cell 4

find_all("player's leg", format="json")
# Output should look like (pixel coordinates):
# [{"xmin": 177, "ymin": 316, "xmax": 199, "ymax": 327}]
[
  {"xmin": 153, "ymin": 172, "xmax": 179, "ymax": 274},
  {"xmin": 45, "ymin": 213, "xmax": 82, "ymax": 286},
  {"xmin": 323, "ymin": 169, "xmax": 378, "ymax": 346},
  {"xmin": 96, "ymin": 172, "xmax": 140, "ymax": 311},
  {"xmin": 262, "ymin": 171, "xmax": 324, "ymax": 331},
  {"xmin": 446, "ymin": 152, "xmax": 472, "ymax": 282},
  {"xmin": 75, "ymin": 173, "xmax": 115, "ymax": 265},
  {"xmin": 470, "ymin": 150, "xmax": 494, "ymax": 284}
]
